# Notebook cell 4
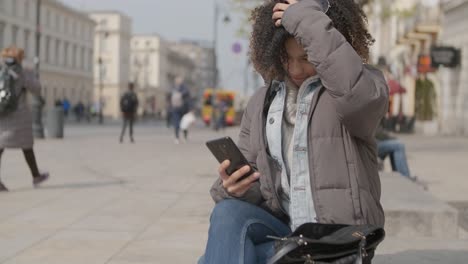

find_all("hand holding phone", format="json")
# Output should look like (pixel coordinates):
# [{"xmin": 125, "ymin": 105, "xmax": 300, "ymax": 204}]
[
  {"xmin": 206, "ymin": 137, "xmax": 260, "ymax": 197},
  {"xmin": 218, "ymin": 160, "xmax": 260, "ymax": 197}
]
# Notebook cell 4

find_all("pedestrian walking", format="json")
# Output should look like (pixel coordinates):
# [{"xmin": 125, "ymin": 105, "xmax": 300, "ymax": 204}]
[
  {"xmin": 119, "ymin": 82, "xmax": 139, "ymax": 143},
  {"xmin": 199, "ymin": 1, "xmax": 388, "ymax": 263},
  {"xmin": 169, "ymin": 76, "xmax": 191, "ymax": 144},
  {"xmin": 62, "ymin": 98, "xmax": 70, "ymax": 118},
  {"xmin": 0, "ymin": 46, "xmax": 49, "ymax": 192},
  {"xmin": 165, "ymin": 91, "xmax": 172, "ymax": 128},
  {"xmin": 73, "ymin": 101, "xmax": 85, "ymax": 122}
]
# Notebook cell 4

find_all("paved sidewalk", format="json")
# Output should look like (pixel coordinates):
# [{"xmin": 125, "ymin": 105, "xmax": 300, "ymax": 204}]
[{"xmin": 0, "ymin": 125, "xmax": 467, "ymax": 263}]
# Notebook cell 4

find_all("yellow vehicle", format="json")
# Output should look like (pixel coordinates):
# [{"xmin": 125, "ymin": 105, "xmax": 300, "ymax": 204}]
[{"xmin": 202, "ymin": 89, "xmax": 236, "ymax": 126}]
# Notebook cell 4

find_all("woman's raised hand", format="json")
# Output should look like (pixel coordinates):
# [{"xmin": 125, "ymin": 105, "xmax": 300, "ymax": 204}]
[{"xmin": 272, "ymin": 0, "xmax": 298, "ymax": 27}]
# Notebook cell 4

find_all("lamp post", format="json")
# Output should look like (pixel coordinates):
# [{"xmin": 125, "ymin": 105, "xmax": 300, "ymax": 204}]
[
  {"xmin": 32, "ymin": 0, "xmax": 45, "ymax": 138},
  {"xmin": 97, "ymin": 23, "xmax": 108, "ymax": 124},
  {"xmin": 98, "ymin": 56, "xmax": 104, "ymax": 124},
  {"xmin": 211, "ymin": 0, "xmax": 230, "ymax": 128}
]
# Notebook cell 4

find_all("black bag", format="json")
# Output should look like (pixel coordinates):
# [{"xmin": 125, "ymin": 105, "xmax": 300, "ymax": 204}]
[
  {"xmin": 120, "ymin": 92, "xmax": 137, "ymax": 113},
  {"xmin": 267, "ymin": 223, "xmax": 385, "ymax": 264},
  {"xmin": 0, "ymin": 63, "xmax": 22, "ymax": 115}
]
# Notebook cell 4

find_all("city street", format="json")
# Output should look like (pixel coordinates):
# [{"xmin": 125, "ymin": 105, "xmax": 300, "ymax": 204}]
[{"xmin": 0, "ymin": 122, "xmax": 467, "ymax": 263}]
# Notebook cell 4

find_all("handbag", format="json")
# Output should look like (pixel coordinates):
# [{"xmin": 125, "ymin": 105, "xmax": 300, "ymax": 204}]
[{"xmin": 266, "ymin": 223, "xmax": 385, "ymax": 264}]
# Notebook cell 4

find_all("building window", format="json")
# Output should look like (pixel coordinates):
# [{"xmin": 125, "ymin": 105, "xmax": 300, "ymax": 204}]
[
  {"xmin": 11, "ymin": 0, "xmax": 16, "ymax": 16},
  {"xmin": 82, "ymin": 47, "xmax": 86, "ymax": 71},
  {"xmin": 55, "ymin": 39, "xmax": 60, "ymax": 65},
  {"xmin": 45, "ymin": 36, "xmax": 50, "ymax": 63},
  {"xmin": 100, "ymin": 19, "xmax": 107, "ymax": 27},
  {"xmin": 100, "ymin": 34, "xmax": 107, "ymax": 52},
  {"xmin": 11, "ymin": 25, "xmax": 18, "ymax": 46},
  {"xmin": 53, "ymin": 87, "xmax": 57, "ymax": 102},
  {"xmin": 47, "ymin": 10, "xmax": 51, "ymax": 27},
  {"xmin": 24, "ymin": 0, "xmax": 30, "ymax": 19},
  {"xmin": 72, "ymin": 45, "xmax": 76, "ymax": 68},
  {"xmin": 0, "ymin": 22, "xmax": 4, "ymax": 49},
  {"xmin": 24, "ymin": 30, "xmax": 29, "ymax": 58},
  {"xmin": 89, "ymin": 50, "xmax": 93, "ymax": 71},
  {"xmin": 64, "ymin": 42, "xmax": 69, "ymax": 67},
  {"xmin": 72, "ymin": 21, "xmax": 76, "ymax": 37},
  {"xmin": 0, "ymin": 0, "xmax": 5, "ymax": 12},
  {"xmin": 42, "ymin": 85, "xmax": 47, "ymax": 104},
  {"xmin": 81, "ymin": 47, "xmax": 85, "ymax": 70}
]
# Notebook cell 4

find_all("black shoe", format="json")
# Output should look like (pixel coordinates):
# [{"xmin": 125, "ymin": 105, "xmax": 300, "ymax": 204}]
[
  {"xmin": 33, "ymin": 173, "xmax": 49, "ymax": 187},
  {"xmin": 130, "ymin": 138, "xmax": 135, "ymax": 143},
  {"xmin": 0, "ymin": 181, "xmax": 8, "ymax": 192}
]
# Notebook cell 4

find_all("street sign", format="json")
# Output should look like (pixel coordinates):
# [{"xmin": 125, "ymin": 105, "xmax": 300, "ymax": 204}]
[
  {"xmin": 430, "ymin": 46, "xmax": 461, "ymax": 68},
  {"xmin": 232, "ymin": 42, "xmax": 242, "ymax": 54}
]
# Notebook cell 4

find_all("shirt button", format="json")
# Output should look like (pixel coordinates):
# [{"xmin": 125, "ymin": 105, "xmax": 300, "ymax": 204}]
[{"xmin": 269, "ymin": 117, "xmax": 275, "ymax": 124}]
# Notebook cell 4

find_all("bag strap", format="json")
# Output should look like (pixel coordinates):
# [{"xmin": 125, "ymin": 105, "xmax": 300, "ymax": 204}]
[{"xmin": 266, "ymin": 240, "xmax": 299, "ymax": 264}]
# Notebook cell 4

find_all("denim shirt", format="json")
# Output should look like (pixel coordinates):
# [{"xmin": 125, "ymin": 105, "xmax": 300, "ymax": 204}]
[{"xmin": 266, "ymin": 77, "xmax": 322, "ymax": 230}]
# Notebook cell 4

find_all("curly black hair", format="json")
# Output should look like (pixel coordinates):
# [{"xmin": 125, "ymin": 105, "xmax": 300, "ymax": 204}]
[{"xmin": 249, "ymin": 0, "xmax": 374, "ymax": 82}]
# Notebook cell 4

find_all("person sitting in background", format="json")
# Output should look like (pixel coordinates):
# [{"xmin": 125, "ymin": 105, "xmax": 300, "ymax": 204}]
[{"xmin": 376, "ymin": 122, "xmax": 413, "ymax": 179}]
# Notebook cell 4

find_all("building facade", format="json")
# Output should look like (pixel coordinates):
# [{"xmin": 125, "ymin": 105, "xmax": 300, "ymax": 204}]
[
  {"xmin": 130, "ymin": 34, "xmax": 170, "ymax": 117},
  {"xmin": 170, "ymin": 40, "xmax": 216, "ymax": 102},
  {"xmin": 366, "ymin": 0, "xmax": 442, "ymax": 134},
  {"xmin": 438, "ymin": 0, "xmax": 468, "ymax": 136},
  {"xmin": 89, "ymin": 11, "xmax": 131, "ymax": 119},
  {"xmin": 0, "ymin": 0, "xmax": 95, "ymax": 108}
]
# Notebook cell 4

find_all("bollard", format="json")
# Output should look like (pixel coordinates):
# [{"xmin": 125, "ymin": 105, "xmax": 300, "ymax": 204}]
[{"xmin": 47, "ymin": 106, "xmax": 64, "ymax": 138}]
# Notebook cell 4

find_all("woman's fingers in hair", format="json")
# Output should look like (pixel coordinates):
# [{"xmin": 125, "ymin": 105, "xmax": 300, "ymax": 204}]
[
  {"xmin": 273, "ymin": 3, "xmax": 287, "ymax": 27},
  {"xmin": 275, "ymin": 19, "xmax": 282, "ymax": 27},
  {"xmin": 273, "ymin": 3, "xmax": 288, "ymax": 12},
  {"xmin": 272, "ymin": 10, "xmax": 283, "ymax": 20}
]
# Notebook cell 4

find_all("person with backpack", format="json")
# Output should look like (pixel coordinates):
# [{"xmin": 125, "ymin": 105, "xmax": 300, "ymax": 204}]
[
  {"xmin": 119, "ymin": 82, "xmax": 139, "ymax": 143},
  {"xmin": 0, "ymin": 46, "xmax": 49, "ymax": 192},
  {"xmin": 169, "ymin": 76, "xmax": 191, "ymax": 144}
]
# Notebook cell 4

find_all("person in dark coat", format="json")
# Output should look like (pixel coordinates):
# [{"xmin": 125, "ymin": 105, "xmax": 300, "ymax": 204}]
[
  {"xmin": 0, "ymin": 46, "xmax": 49, "ymax": 192},
  {"xmin": 119, "ymin": 82, "xmax": 139, "ymax": 143}
]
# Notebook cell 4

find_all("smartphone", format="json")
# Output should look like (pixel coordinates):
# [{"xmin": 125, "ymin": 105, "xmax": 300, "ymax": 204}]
[{"xmin": 206, "ymin": 136, "xmax": 257, "ymax": 182}]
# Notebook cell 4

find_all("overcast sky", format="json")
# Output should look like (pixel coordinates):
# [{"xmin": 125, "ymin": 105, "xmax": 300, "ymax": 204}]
[{"xmin": 61, "ymin": 0, "xmax": 255, "ymax": 94}]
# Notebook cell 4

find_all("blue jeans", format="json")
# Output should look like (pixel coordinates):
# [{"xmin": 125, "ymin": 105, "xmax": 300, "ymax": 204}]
[
  {"xmin": 199, "ymin": 199, "xmax": 291, "ymax": 264},
  {"xmin": 377, "ymin": 139, "xmax": 411, "ymax": 177},
  {"xmin": 171, "ymin": 110, "xmax": 184, "ymax": 139}
]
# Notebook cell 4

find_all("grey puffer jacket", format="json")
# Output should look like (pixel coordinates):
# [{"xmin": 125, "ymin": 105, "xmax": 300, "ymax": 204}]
[{"xmin": 210, "ymin": 0, "xmax": 388, "ymax": 227}]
